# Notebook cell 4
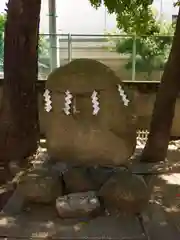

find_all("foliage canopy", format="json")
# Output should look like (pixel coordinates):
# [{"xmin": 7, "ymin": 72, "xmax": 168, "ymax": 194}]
[
  {"xmin": 116, "ymin": 26, "xmax": 173, "ymax": 80},
  {"xmin": 106, "ymin": 6, "xmax": 174, "ymax": 80},
  {"xmin": 89, "ymin": 0, "xmax": 154, "ymax": 34},
  {"xmin": 0, "ymin": 14, "xmax": 6, "ymax": 69}
]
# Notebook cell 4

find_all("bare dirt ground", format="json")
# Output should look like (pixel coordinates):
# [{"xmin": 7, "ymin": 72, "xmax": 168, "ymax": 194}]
[{"xmin": 1, "ymin": 149, "xmax": 180, "ymax": 239}]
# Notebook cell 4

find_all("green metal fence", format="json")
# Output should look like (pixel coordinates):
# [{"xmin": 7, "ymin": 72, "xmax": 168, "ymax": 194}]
[
  {"xmin": 2, "ymin": 33, "xmax": 174, "ymax": 82},
  {"xmin": 38, "ymin": 33, "xmax": 173, "ymax": 82}
]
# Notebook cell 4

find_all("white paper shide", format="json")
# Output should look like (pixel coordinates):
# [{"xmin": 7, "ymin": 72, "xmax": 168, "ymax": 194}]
[
  {"xmin": 117, "ymin": 84, "xmax": 130, "ymax": 106},
  {"xmin": 44, "ymin": 89, "xmax": 52, "ymax": 112},
  {"xmin": 91, "ymin": 90, "xmax": 100, "ymax": 115},
  {"xmin": 63, "ymin": 90, "xmax": 73, "ymax": 115}
]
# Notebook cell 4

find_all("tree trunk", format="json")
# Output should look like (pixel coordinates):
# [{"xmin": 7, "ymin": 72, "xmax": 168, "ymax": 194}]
[
  {"xmin": 140, "ymin": 7, "xmax": 180, "ymax": 162},
  {"xmin": 0, "ymin": 0, "xmax": 41, "ymax": 170}
]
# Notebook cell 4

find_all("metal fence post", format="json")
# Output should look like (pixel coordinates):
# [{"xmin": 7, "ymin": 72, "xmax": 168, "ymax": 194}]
[
  {"xmin": 57, "ymin": 35, "xmax": 60, "ymax": 67},
  {"xmin": 68, "ymin": 33, "xmax": 72, "ymax": 63},
  {"xmin": 132, "ymin": 35, "xmax": 136, "ymax": 81},
  {"xmin": 48, "ymin": 0, "xmax": 57, "ymax": 71}
]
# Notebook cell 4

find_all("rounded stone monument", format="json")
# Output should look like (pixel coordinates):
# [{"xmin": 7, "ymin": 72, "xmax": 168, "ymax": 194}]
[{"xmin": 44, "ymin": 59, "xmax": 137, "ymax": 166}]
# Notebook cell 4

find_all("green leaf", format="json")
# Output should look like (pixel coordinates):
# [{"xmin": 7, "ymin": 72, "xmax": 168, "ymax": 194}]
[{"xmin": 107, "ymin": 6, "xmax": 174, "ymax": 80}]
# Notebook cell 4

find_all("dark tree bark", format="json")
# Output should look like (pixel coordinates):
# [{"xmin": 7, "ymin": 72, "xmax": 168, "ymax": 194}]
[
  {"xmin": 140, "ymin": 7, "xmax": 180, "ymax": 162},
  {"xmin": 0, "ymin": 0, "xmax": 41, "ymax": 172}
]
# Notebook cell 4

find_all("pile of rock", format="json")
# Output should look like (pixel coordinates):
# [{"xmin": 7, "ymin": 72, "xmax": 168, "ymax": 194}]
[
  {"xmin": 16, "ymin": 158, "xmax": 149, "ymax": 219},
  {"xmin": 44, "ymin": 58, "xmax": 137, "ymax": 167},
  {"xmin": 16, "ymin": 59, "xmax": 149, "ymax": 219}
]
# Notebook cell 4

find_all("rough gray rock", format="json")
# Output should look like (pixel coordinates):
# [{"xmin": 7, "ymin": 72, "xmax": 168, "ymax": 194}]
[
  {"xmin": 56, "ymin": 191, "xmax": 101, "ymax": 218},
  {"xmin": 63, "ymin": 167, "xmax": 96, "ymax": 193},
  {"xmin": 9, "ymin": 161, "xmax": 21, "ymax": 177},
  {"xmin": 98, "ymin": 171, "xmax": 149, "ymax": 214},
  {"xmin": 0, "ymin": 165, "xmax": 11, "ymax": 184},
  {"xmin": 52, "ymin": 162, "xmax": 69, "ymax": 176},
  {"xmin": 88, "ymin": 166, "xmax": 115, "ymax": 189},
  {"xmin": 18, "ymin": 167, "xmax": 62, "ymax": 203}
]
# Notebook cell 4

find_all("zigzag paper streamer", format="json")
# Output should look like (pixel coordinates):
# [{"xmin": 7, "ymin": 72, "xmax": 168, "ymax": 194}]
[
  {"xmin": 117, "ymin": 84, "xmax": 130, "ymax": 106},
  {"xmin": 63, "ymin": 90, "xmax": 73, "ymax": 115},
  {"xmin": 43, "ymin": 89, "xmax": 52, "ymax": 112},
  {"xmin": 91, "ymin": 91, "xmax": 100, "ymax": 115}
]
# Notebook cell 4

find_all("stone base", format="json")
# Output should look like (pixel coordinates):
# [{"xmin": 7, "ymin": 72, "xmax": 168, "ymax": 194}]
[
  {"xmin": 99, "ymin": 171, "xmax": 149, "ymax": 214},
  {"xmin": 0, "ymin": 165, "xmax": 11, "ymax": 184},
  {"xmin": 56, "ymin": 191, "xmax": 101, "ymax": 218},
  {"xmin": 17, "ymin": 167, "xmax": 63, "ymax": 204}
]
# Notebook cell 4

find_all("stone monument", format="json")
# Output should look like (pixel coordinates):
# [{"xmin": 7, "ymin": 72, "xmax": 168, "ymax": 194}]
[{"xmin": 44, "ymin": 59, "xmax": 137, "ymax": 166}]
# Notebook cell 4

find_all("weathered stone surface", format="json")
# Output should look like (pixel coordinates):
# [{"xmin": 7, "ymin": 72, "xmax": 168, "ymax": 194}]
[
  {"xmin": 98, "ymin": 171, "xmax": 149, "ymax": 214},
  {"xmin": 0, "ymin": 165, "xmax": 11, "ymax": 184},
  {"xmin": 17, "ymin": 168, "xmax": 62, "ymax": 203},
  {"xmin": 9, "ymin": 161, "xmax": 21, "ymax": 177},
  {"xmin": 2, "ymin": 188, "xmax": 25, "ymax": 215},
  {"xmin": 0, "ymin": 185, "xmax": 14, "ymax": 211},
  {"xmin": 56, "ymin": 191, "xmax": 100, "ymax": 218},
  {"xmin": 88, "ymin": 166, "xmax": 115, "ymax": 189},
  {"xmin": 45, "ymin": 59, "xmax": 137, "ymax": 166},
  {"xmin": 52, "ymin": 162, "xmax": 69, "ymax": 176},
  {"xmin": 63, "ymin": 167, "xmax": 96, "ymax": 193}
]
